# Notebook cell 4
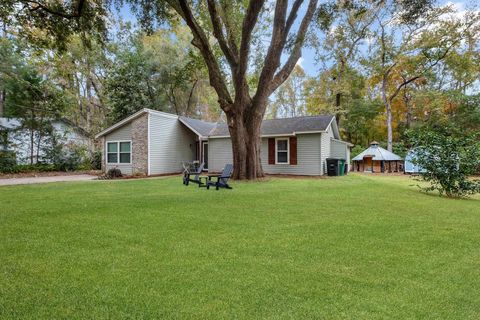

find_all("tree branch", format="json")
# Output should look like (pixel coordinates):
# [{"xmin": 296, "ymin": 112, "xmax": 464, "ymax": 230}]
[
  {"xmin": 169, "ymin": 0, "xmax": 233, "ymax": 109},
  {"xmin": 268, "ymin": 0, "xmax": 318, "ymax": 94},
  {"xmin": 285, "ymin": 0, "xmax": 304, "ymax": 36},
  {"xmin": 235, "ymin": 0, "xmax": 266, "ymax": 96},
  {"xmin": 219, "ymin": 2, "xmax": 239, "ymax": 58},
  {"xmin": 389, "ymin": 76, "xmax": 421, "ymax": 102},
  {"xmin": 253, "ymin": 0, "xmax": 289, "ymax": 102},
  {"xmin": 25, "ymin": 0, "xmax": 86, "ymax": 19},
  {"xmin": 206, "ymin": 0, "xmax": 238, "ymax": 68}
]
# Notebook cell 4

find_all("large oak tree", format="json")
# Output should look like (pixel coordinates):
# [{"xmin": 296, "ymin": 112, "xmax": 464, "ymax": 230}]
[{"xmin": 157, "ymin": 0, "xmax": 320, "ymax": 179}]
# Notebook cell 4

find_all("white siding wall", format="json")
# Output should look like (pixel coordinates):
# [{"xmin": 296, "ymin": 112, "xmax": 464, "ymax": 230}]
[
  {"xmin": 208, "ymin": 138, "xmax": 233, "ymax": 172},
  {"xmin": 330, "ymin": 139, "xmax": 351, "ymax": 172},
  {"xmin": 330, "ymin": 140, "xmax": 347, "ymax": 159},
  {"xmin": 261, "ymin": 134, "xmax": 322, "ymax": 175},
  {"xmin": 208, "ymin": 134, "xmax": 323, "ymax": 175},
  {"xmin": 149, "ymin": 113, "xmax": 196, "ymax": 175},
  {"xmin": 319, "ymin": 127, "xmax": 334, "ymax": 175},
  {"xmin": 105, "ymin": 123, "xmax": 133, "ymax": 175}
]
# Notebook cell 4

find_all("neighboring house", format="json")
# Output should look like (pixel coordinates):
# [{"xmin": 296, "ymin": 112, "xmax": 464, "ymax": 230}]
[
  {"xmin": 351, "ymin": 141, "xmax": 403, "ymax": 173},
  {"xmin": 95, "ymin": 108, "xmax": 352, "ymax": 176},
  {"xmin": 0, "ymin": 117, "xmax": 91, "ymax": 164},
  {"xmin": 404, "ymin": 149, "xmax": 426, "ymax": 174}
]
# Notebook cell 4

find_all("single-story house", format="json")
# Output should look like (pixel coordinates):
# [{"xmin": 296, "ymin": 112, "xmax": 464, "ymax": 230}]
[
  {"xmin": 351, "ymin": 141, "xmax": 403, "ymax": 173},
  {"xmin": 0, "ymin": 117, "xmax": 91, "ymax": 164},
  {"xmin": 94, "ymin": 108, "xmax": 353, "ymax": 176}
]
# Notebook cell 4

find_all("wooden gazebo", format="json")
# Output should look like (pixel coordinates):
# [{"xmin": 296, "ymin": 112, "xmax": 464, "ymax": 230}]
[{"xmin": 352, "ymin": 141, "xmax": 404, "ymax": 173}]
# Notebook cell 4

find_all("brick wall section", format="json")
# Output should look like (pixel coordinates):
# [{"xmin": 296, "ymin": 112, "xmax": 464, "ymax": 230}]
[{"xmin": 131, "ymin": 113, "xmax": 148, "ymax": 175}]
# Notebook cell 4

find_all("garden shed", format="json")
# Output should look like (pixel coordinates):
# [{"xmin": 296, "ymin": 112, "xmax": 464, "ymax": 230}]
[{"xmin": 352, "ymin": 141, "xmax": 403, "ymax": 173}]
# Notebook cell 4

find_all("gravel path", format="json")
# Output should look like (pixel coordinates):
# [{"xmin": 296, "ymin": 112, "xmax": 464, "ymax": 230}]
[{"xmin": 0, "ymin": 174, "xmax": 97, "ymax": 186}]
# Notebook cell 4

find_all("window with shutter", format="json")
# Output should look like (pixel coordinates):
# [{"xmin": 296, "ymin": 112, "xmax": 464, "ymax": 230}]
[{"xmin": 275, "ymin": 138, "xmax": 289, "ymax": 164}]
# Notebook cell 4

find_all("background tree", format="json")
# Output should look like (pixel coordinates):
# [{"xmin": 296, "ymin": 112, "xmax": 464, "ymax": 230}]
[
  {"xmin": 2, "ymin": 39, "xmax": 69, "ymax": 163},
  {"xmin": 104, "ymin": 24, "xmax": 218, "ymax": 124},
  {"xmin": 366, "ymin": 2, "xmax": 479, "ymax": 151},
  {"xmin": 314, "ymin": 0, "xmax": 379, "ymax": 125},
  {"xmin": 268, "ymin": 65, "xmax": 307, "ymax": 118}
]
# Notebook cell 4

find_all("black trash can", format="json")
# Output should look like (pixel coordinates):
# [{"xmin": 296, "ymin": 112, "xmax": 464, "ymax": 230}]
[{"xmin": 326, "ymin": 158, "xmax": 339, "ymax": 176}]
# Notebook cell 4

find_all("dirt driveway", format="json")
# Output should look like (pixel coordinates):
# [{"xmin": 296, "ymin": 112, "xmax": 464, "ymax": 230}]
[{"xmin": 0, "ymin": 174, "xmax": 97, "ymax": 186}]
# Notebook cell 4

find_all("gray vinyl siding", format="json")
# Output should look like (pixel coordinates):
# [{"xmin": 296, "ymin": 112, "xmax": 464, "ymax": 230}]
[
  {"xmin": 261, "ymin": 134, "xmax": 322, "ymax": 175},
  {"xmin": 319, "ymin": 126, "xmax": 334, "ymax": 175},
  {"xmin": 208, "ymin": 134, "xmax": 323, "ymax": 175},
  {"xmin": 105, "ymin": 123, "xmax": 133, "ymax": 175},
  {"xmin": 208, "ymin": 138, "xmax": 233, "ymax": 172},
  {"xmin": 149, "ymin": 113, "xmax": 196, "ymax": 175},
  {"xmin": 330, "ymin": 139, "xmax": 348, "ymax": 159}
]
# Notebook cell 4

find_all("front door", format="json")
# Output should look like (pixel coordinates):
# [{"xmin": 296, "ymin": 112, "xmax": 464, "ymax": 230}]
[
  {"xmin": 363, "ymin": 156, "xmax": 373, "ymax": 172},
  {"xmin": 202, "ymin": 142, "xmax": 208, "ymax": 170}
]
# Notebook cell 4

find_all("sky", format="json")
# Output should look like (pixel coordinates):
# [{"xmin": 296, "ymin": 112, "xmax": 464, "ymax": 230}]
[{"xmin": 114, "ymin": 0, "xmax": 473, "ymax": 77}]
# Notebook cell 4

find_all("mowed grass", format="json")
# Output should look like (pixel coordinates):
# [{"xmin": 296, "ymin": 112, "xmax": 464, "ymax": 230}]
[{"xmin": 0, "ymin": 174, "xmax": 479, "ymax": 319}]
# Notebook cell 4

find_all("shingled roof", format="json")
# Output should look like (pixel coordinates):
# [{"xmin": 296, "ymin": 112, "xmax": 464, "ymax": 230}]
[
  {"xmin": 97, "ymin": 109, "xmax": 337, "ymax": 139},
  {"xmin": 181, "ymin": 115, "xmax": 335, "ymax": 137},
  {"xmin": 178, "ymin": 116, "xmax": 217, "ymax": 137}
]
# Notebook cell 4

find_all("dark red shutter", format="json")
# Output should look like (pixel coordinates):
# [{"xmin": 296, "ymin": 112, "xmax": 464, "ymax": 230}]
[
  {"xmin": 290, "ymin": 136, "xmax": 297, "ymax": 165},
  {"xmin": 268, "ymin": 138, "xmax": 275, "ymax": 164}
]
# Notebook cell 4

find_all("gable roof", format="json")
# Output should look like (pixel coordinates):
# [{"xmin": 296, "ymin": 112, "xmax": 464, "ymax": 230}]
[
  {"xmin": 352, "ymin": 142, "xmax": 403, "ymax": 161},
  {"xmin": 95, "ymin": 108, "xmax": 337, "ymax": 139},
  {"xmin": 208, "ymin": 115, "xmax": 336, "ymax": 137},
  {"xmin": 95, "ymin": 109, "xmax": 177, "ymax": 139}
]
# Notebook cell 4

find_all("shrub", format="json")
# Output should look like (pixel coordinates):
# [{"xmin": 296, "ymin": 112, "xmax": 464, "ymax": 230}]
[
  {"xmin": 106, "ymin": 168, "xmax": 122, "ymax": 179},
  {"xmin": 43, "ymin": 136, "xmax": 88, "ymax": 172},
  {"xmin": 407, "ymin": 126, "xmax": 480, "ymax": 198},
  {"xmin": 0, "ymin": 150, "xmax": 17, "ymax": 173},
  {"xmin": 0, "ymin": 163, "xmax": 56, "ymax": 174},
  {"xmin": 90, "ymin": 151, "xmax": 102, "ymax": 170}
]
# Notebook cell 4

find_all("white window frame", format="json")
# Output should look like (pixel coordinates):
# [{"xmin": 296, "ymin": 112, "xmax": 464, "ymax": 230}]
[
  {"xmin": 106, "ymin": 140, "xmax": 132, "ymax": 164},
  {"xmin": 275, "ymin": 137, "xmax": 289, "ymax": 164}
]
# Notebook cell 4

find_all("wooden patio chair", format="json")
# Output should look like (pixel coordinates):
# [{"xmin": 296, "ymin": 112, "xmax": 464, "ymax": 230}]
[{"xmin": 205, "ymin": 164, "xmax": 234, "ymax": 190}]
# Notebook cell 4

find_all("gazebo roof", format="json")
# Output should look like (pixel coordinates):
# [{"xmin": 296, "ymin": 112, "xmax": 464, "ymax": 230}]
[{"xmin": 352, "ymin": 142, "xmax": 403, "ymax": 161}]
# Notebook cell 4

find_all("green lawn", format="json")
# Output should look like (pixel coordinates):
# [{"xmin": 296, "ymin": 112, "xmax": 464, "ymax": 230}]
[{"xmin": 1, "ymin": 174, "xmax": 479, "ymax": 319}]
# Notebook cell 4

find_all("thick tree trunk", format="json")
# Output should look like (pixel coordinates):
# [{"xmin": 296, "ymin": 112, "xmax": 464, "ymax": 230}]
[
  {"xmin": 381, "ymin": 76, "xmax": 393, "ymax": 152},
  {"xmin": 226, "ymin": 103, "xmax": 264, "ymax": 180},
  {"xmin": 335, "ymin": 93, "xmax": 341, "ymax": 125},
  {"xmin": 334, "ymin": 58, "xmax": 346, "ymax": 126},
  {"xmin": 403, "ymin": 88, "xmax": 412, "ymax": 129}
]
